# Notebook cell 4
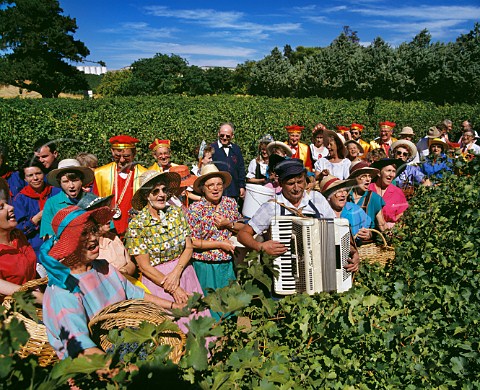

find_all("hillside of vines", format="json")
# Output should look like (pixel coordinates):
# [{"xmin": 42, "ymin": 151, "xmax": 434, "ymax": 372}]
[{"xmin": 1, "ymin": 95, "xmax": 479, "ymax": 169}]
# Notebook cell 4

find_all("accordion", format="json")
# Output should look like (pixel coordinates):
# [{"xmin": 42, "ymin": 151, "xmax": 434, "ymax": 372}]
[{"xmin": 270, "ymin": 216, "xmax": 352, "ymax": 295}]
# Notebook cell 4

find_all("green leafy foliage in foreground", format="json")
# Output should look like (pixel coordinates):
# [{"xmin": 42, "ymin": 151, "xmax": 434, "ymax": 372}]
[{"xmin": 1, "ymin": 160, "xmax": 479, "ymax": 389}]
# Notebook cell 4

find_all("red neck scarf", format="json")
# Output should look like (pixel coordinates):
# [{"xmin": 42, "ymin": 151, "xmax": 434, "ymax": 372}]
[{"xmin": 19, "ymin": 185, "xmax": 52, "ymax": 210}]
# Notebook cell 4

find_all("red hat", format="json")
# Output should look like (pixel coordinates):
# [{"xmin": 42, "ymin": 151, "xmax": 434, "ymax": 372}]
[
  {"xmin": 49, "ymin": 205, "xmax": 115, "ymax": 260},
  {"xmin": 169, "ymin": 165, "xmax": 196, "ymax": 189},
  {"xmin": 379, "ymin": 121, "xmax": 396, "ymax": 129},
  {"xmin": 350, "ymin": 123, "xmax": 364, "ymax": 131},
  {"xmin": 149, "ymin": 139, "xmax": 171, "ymax": 152},
  {"xmin": 336, "ymin": 125, "xmax": 350, "ymax": 133},
  {"xmin": 285, "ymin": 125, "xmax": 305, "ymax": 133},
  {"xmin": 109, "ymin": 135, "xmax": 140, "ymax": 149}
]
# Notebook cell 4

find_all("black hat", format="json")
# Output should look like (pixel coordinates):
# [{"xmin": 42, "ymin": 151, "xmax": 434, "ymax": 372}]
[
  {"xmin": 275, "ymin": 158, "xmax": 306, "ymax": 181},
  {"xmin": 268, "ymin": 154, "xmax": 286, "ymax": 173}
]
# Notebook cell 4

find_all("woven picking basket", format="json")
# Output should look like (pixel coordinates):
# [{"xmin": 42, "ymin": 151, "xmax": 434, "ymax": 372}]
[
  {"xmin": 355, "ymin": 229, "xmax": 395, "ymax": 266},
  {"xmin": 88, "ymin": 299, "xmax": 186, "ymax": 364},
  {"xmin": 2, "ymin": 277, "xmax": 59, "ymax": 367}
]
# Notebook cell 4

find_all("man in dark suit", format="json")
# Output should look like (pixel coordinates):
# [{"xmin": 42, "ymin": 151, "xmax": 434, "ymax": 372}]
[{"xmin": 210, "ymin": 122, "xmax": 246, "ymax": 200}]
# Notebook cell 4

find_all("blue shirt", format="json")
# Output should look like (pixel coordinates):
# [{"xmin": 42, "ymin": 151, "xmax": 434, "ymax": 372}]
[
  {"xmin": 40, "ymin": 191, "xmax": 97, "ymax": 239},
  {"xmin": 340, "ymin": 202, "xmax": 372, "ymax": 237},
  {"xmin": 348, "ymin": 190, "xmax": 385, "ymax": 230}
]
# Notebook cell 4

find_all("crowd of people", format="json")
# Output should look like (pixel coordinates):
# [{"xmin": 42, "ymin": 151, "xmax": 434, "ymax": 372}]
[{"xmin": 0, "ymin": 118, "xmax": 478, "ymax": 360}]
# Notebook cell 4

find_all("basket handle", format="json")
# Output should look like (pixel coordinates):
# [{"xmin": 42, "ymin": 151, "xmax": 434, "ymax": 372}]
[
  {"xmin": 354, "ymin": 228, "xmax": 388, "ymax": 247},
  {"xmin": 17, "ymin": 277, "xmax": 48, "ymax": 292}
]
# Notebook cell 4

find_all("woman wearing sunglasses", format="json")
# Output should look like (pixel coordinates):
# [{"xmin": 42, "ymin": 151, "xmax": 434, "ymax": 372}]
[
  {"xmin": 390, "ymin": 140, "xmax": 431, "ymax": 188},
  {"xmin": 125, "ymin": 171, "xmax": 208, "ymax": 329}
]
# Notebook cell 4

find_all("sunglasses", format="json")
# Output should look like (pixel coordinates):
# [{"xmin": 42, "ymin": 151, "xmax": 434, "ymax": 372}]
[
  {"xmin": 150, "ymin": 187, "xmax": 169, "ymax": 197},
  {"xmin": 395, "ymin": 151, "xmax": 410, "ymax": 157},
  {"xmin": 219, "ymin": 134, "xmax": 232, "ymax": 139},
  {"xmin": 350, "ymin": 131, "xmax": 359, "ymax": 135}
]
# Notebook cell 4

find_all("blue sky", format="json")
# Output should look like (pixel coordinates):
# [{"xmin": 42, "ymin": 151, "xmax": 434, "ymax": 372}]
[{"xmin": 59, "ymin": 0, "xmax": 480, "ymax": 70}]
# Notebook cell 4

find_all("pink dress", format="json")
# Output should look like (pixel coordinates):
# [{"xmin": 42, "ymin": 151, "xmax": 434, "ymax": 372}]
[{"xmin": 368, "ymin": 183, "xmax": 408, "ymax": 224}]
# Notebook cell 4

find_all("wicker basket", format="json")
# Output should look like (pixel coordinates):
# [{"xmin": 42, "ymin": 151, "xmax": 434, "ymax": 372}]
[
  {"xmin": 88, "ymin": 299, "xmax": 186, "ymax": 364},
  {"xmin": 355, "ymin": 229, "xmax": 395, "ymax": 266},
  {"xmin": 2, "ymin": 277, "xmax": 59, "ymax": 367}
]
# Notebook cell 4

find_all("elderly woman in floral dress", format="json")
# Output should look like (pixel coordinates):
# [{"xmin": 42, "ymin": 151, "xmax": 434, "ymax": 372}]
[
  {"xmin": 186, "ymin": 165, "xmax": 243, "ymax": 320},
  {"xmin": 125, "ymin": 171, "xmax": 210, "ymax": 330}
]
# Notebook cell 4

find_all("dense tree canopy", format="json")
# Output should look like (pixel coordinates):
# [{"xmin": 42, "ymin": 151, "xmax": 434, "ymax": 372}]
[
  {"xmin": 95, "ymin": 23, "xmax": 480, "ymax": 105},
  {"xmin": 0, "ymin": 0, "xmax": 91, "ymax": 98}
]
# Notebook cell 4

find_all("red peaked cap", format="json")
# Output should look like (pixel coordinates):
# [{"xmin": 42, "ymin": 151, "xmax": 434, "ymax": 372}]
[
  {"xmin": 350, "ymin": 123, "xmax": 364, "ymax": 131},
  {"xmin": 109, "ymin": 135, "xmax": 140, "ymax": 149},
  {"xmin": 379, "ymin": 121, "xmax": 396, "ymax": 129},
  {"xmin": 285, "ymin": 125, "xmax": 305, "ymax": 133},
  {"xmin": 336, "ymin": 125, "xmax": 350, "ymax": 133},
  {"xmin": 149, "ymin": 139, "xmax": 171, "ymax": 151}
]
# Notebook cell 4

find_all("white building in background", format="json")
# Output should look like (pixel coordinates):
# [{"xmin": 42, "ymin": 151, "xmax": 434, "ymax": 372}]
[{"xmin": 76, "ymin": 66, "xmax": 107, "ymax": 75}]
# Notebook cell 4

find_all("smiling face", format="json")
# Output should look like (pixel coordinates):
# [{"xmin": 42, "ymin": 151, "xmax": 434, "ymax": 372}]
[
  {"xmin": 0, "ymin": 198, "xmax": 17, "ymax": 231},
  {"xmin": 327, "ymin": 139, "xmax": 338, "ymax": 158},
  {"xmin": 347, "ymin": 143, "xmax": 360, "ymax": 158},
  {"xmin": 153, "ymin": 146, "xmax": 171, "ymax": 169},
  {"xmin": 218, "ymin": 124, "xmax": 234, "ymax": 147},
  {"xmin": 111, "ymin": 148, "xmax": 136, "ymax": 172},
  {"xmin": 380, "ymin": 127, "xmax": 393, "ymax": 143},
  {"xmin": 202, "ymin": 176, "xmax": 224, "ymax": 204},
  {"xmin": 288, "ymin": 132, "xmax": 301, "ymax": 147},
  {"xmin": 59, "ymin": 173, "xmax": 83, "ymax": 199},
  {"xmin": 378, "ymin": 165, "xmax": 397, "ymax": 187},
  {"xmin": 24, "ymin": 166, "xmax": 45, "ymax": 192}
]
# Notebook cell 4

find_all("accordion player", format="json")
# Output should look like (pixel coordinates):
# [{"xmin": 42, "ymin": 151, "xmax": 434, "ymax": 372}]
[{"xmin": 270, "ymin": 216, "xmax": 352, "ymax": 295}]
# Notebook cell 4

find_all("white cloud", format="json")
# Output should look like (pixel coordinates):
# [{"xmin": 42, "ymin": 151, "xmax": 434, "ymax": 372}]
[
  {"xmin": 100, "ymin": 23, "xmax": 177, "ymax": 39},
  {"xmin": 143, "ymin": 5, "xmax": 301, "ymax": 41},
  {"xmin": 350, "ymin": 5, "xmax": 480, "ymax": 20}
]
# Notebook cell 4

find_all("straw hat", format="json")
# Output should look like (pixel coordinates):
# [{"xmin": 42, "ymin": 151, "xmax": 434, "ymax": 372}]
[
  {"xmin": 49, "ymin": 205, "xmax": 114, "ymax": 260},
  {"xmin": 429, "ymin": 138, "xmax": 447, "ymax": 150},
  {"xmin": 169, "ymin": 165, "xmax": 197, "ymax": 188},
  {"xmin": 266, "ymin": 141, "xmax": 293, "ymax": 157},
  {"xmin": 347, "ymin": 160, "xmax": 379, "ymax": 180},
  {"xmin": 391, "ymin": 140, "xmax": 417, "ymax": 158},
  {"xmin": 399, "ymin": 126, "xmax": 415, "ymax": 136},
  {"xmin": 344, "ymin": 139, "xmax": 364, "ymax": 154},
  {"xmin": 192, "ymin": 164, "xmax": 232, "ymax": 194},
  {"xmin": 318, "ymin": 174, "xmax": 355, "ymax": 199},
  {"xmin": 426, "ymin": 126, "xmax": 441, "ymax": 138},
  {"xmin": 46, "ymin": 159, "xmax": 94, "ymax": 187},
  {"xmin": 131, "ymin": 170, "xmax": 181, "ymax": 210}
]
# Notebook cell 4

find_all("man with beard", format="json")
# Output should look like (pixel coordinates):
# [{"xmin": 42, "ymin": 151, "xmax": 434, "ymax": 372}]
[{"xmin": 93, "ymin": 135, "xmax": 147, "ymax": 237}]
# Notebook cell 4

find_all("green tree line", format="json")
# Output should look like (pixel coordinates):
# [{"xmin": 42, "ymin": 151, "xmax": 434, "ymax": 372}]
[{"xmin": 97, "ymin": 24, "xmax": 480, "ymax": 105}]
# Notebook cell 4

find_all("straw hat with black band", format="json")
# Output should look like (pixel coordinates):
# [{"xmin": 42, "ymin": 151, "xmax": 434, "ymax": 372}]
[
  {"xmin": 266, "ymin": 141, "xmax": 293, "ymax": 157},
  {"xmin": 131, "ymin": 170, "xmax": 181, "ymax": 211},
  {"xmin": 318, "ymin": 174, "xmax": 355, "ymax": 199},
  {"xmin": 192, "ymin": 164, "xmax": 232, "ymax": 194},
  {"xmin": 391, "ymin": 140, "xmax": 417, "ymax": 158},
  {"xmin": 46, "ymin": 159, "xmax": 94, "ymax": 187}
]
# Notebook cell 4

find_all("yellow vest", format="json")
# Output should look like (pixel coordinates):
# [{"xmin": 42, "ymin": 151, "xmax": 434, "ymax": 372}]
[
  {"xmin": 94, "ymin": 162, "xmax": 148, "ymax": 197},
  {"xmin": 147, "ymin": 162, "xmax": 179, "ymax": 172}
]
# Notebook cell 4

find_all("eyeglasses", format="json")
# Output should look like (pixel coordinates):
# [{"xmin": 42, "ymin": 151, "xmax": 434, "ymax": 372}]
[
  {"xmin": 219, "ymin": 134, "xmax": 232, "ymax": 139},
  {"xmin": 150, "ymin": 187, "xmax": 169, "ymax": 197},
  {"xmin": 350, "ymin": 131, "xmax": 359, "ymax": 135},
  {"xmin": 204, "ymin": 182, "xmax": 224, "ymax": 190},
  {"xmin": 395, "ymin": 151, "xmax": 410, "ymax": 157}
]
